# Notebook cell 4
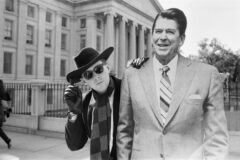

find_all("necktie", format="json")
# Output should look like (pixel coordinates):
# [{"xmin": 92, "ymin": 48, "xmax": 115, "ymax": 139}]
[{"xmin": 159, "ymin": 66, "xmax": 172, "ymax": 124}]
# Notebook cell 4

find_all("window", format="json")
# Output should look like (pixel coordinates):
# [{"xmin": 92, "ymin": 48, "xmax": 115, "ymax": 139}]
[
  {"xmin": 5, "ymin": 0, "xmax": 14, "ymax": 12},
  {"xmin": 80, "ymin": 34, "xmax": 86, "ymax": 49},
  {"xmin": 3, "ymin": 52, "xmax": 12, "ymax": 74},
  {"xmin": 62, "ymin": 16, "xmax": 67, "ymax": 27},
  {"xmin": 44, "ymin": 57, "xmax": 51, "ymax": 76},
  {"xmin": 80, "ymin": 18, "xmax": 86, "ymax": 28},
  {"xmin": 96, "ymin": 35, "xmax": 102, "ymax": 52},
  {"xmin": 27, "ymin": 5, "xmax": 35, "ymax": 18},
  {"xmin": 61, "ymin": 33, "xmax": 67, "ymax": 50},
  {"xmin": 26, "ymin": 25, "xmax": 34, "ymax": 44},
  {"xmin": 25, "ymin": 55, "xmax": 33, "ymax": 75},
  {"xmin": 45, "ymin": 29, "xmax": 52, "ymax": 47},
  {"xmin": 60, "ymin": 59, "xmax": 66, "ymax": 77},
  {"xmin": 97, "ymin": 19, "xmax": 102, "ymax": 30},
  {"xmin": 46, "ymin": 11, "xmax": 52, "ymax": 23},
  {"xmin": 4, "ymin": 19, "xmax": 13, "ymax": 40},
  {"xmin": 47, "ymin": 88, "xmax": 53, "ymax": 104}
]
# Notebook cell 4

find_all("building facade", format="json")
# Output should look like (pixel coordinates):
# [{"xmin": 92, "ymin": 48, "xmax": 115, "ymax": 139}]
[{"xmin": 0, "ymin": 0, "xmax": 163, "ymax": 83}]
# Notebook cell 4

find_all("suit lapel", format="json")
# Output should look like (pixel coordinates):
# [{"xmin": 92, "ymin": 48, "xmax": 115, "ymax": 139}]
[
  {"xmin": 138, "ymin": 58, "xmax": 164, "ymax": 127},
  {"xmin": 165, "ymin": 55, "xmax": 195, "ymax": 126}
]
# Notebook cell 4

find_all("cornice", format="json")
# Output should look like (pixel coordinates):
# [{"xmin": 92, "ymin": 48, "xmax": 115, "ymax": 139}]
[{"xmin": 56, "ymin": 0, "xmax": 162, "ymax": 20}]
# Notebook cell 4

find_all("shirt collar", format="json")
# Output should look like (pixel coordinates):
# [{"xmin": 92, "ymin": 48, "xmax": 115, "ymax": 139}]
[
  {"xmin": 153, "ymin": 54, "xmax": 178, "ymax": 87},
  {"xmin": 153, "ymin": 54, "xmax": 178, "ymax": 69}
]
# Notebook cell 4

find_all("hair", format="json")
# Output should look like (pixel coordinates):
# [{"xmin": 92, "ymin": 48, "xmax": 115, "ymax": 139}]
[{"xmin": 152, "ymin": 8, "xmax": 187, "ymax": 36}]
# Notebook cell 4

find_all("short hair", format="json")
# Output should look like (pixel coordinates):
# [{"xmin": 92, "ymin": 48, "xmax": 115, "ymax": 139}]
[{"xmin": 152, "ymin": 8, "xmax": 187, "ymax": 36}]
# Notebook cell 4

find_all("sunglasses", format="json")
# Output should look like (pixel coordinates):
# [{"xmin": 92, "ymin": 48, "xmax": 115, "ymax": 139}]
[{"xmin": 82, "ymin": 64, "xmax": 105, "ymax": 80}]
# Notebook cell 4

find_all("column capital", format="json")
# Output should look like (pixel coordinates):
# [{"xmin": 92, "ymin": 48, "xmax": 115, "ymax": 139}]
[
  {"xmin": 120, "ymin": 16, "xmax": 128, "ymax": 22},
  {"xmin": 130, "ymin": 20, "xmax": 137, "ymax": 27},
  {"xmin": 140, "ymin": 25, "xmax": 147, "ymax": 32},
  {"xmin": 145, "ymin": 27, "xmax": 151, "ymax": 34},
  {"xmin": 104, "ymin": 11, "xmax": 117, "ymax": 17}
]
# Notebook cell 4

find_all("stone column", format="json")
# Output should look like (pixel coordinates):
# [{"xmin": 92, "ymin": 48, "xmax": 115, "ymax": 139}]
[
  {"xmin": 36, "ymin": 6, "xmax": 46, "ymax": 79},
  {"xmin": 147, "ymin": 28, "xmax": 153, "ymax": 57},
  {"xmin": 138, "ymin": 25, "xmax": 145, "ymax": 58},
  {"xmin": 69, "ymin": 16, "xmax": 78, "ymax": 73},
  {"xmin": 86, "ymin": 13, "xmax": 97, "ymax": 48},
  {"xmin": 129, "ymin": 21, "xmax": 136, "ymax": 59},
  {"xmin": 54, "ymin": 11, "xmax": 62, "ymax": 81},
  {"xmin": 31, "ymin": 81, "xmax": 45, "ymax": 116},
  {"xmin": 104, "ymin": 11, "xmax": 115, "ymax": 70},
  {"xmin": 118, "ymin": 16, "xmax": 127, "ymax": 78},
  {"xmin": 16, "ymin": 0, "xmax": 27, "ymax": 79}
]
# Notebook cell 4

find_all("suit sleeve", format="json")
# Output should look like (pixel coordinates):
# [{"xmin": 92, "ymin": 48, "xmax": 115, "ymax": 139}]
[
  {"xmin": 117, "ymin": 70, "xmax": 134, "ymax": 160},
  {"xmin": 65, "ymin": 113, "xmax": 88, "ymax": 151},
  {"xmin": 203, "ymin": 68, "xmax": 229, "ymax": 160}
]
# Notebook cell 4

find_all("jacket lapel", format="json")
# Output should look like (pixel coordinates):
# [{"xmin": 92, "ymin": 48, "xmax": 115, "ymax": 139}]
[
  {"xmin": 165, "ymin": 55, "xmax": 195, "ymax": 126},
  {"xmin": 138, "ymin": 58, "xmax": 164, "ymax": 127}
]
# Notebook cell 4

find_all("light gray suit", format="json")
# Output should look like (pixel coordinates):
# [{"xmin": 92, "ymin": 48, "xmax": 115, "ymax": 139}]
[{"xmin": 117, "ymin": 55, "xmax": 228, "ymax": 160}]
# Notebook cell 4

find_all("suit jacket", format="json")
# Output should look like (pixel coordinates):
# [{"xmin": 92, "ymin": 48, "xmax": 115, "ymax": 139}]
[
  {"xmin": 65, "ymin": 76, "xmax": 121, "ymax": 159},
  {"xmin": 117, "ymin": 55, "xmax": 229, "ymax": 160}
]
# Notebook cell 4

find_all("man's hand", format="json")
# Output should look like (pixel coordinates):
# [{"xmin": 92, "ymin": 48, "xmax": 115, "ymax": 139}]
[
  {"xmin": 64, "ymin": 85, "xmax": 83, "ymax": 114},
  {"xmin": 127, "ymin": 57, "xmax": 149, "ymax": 69}
]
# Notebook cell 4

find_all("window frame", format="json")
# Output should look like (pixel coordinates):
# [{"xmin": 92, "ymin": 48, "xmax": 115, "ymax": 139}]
[
  {"xmin": 45, "ymin": 29, "xmax": 52, "ymax": 47},
  {"xmin": 25, "ymin": 54, "xmax": 33, "ymax": 75},
  {"xmin": 80, "ymin": 18, "xmax": 86, "ymax": 29},
  {"xmin": 44, "ymin": 57, "xmax": 51, "ymax": 76},
  {"xmin": 26, "ymin": 24, "xmax": 34, "ymax": 44},
  {"xmin": 4, "ymin": 19, "xmax": 13, "ymax": 40},
  {"xmin": 60, "ymin": 59, "xmax": 66, "ymax": 77},
  {"xmin": 27, "ymin": 5, "xmax": 35, "ymax": 18},
  {"xmin": 46, "ymin": 11, "xmax": 52, "ymax": 23},
  {"xmin": 61, "ymin": 33, "xmax": 67, "ymax": 50},
  {"xmin": 3, "ymin": 51, "xmax": 12, "ymax": 74},
  {"xmin": 5, "ymin": 0, "xmax": 14, "ymax": 12},
  {"xmin": 80, "ymin": 33, "xmax": 86, "ymax": 50}
]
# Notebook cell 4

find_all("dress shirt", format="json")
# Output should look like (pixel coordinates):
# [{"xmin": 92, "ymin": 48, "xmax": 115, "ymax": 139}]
[{"xmin": 153, "ymin": 54, "xmax": 178, "ymax": 107}]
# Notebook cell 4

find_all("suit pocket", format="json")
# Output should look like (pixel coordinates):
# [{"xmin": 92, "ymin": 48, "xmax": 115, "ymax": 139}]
[
  {"xmin": 180, "ymin": 99, "xmax": 204, "ymax": 122},
  {"xmin": 185, "ymin": 98, "xmax": 204, "ymax": 105}
]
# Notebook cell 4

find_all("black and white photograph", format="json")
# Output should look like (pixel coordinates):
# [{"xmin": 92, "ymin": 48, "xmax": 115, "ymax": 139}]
[{"xmin": 0, "ymin": 0, "xmax": 239, "ymax": 160}]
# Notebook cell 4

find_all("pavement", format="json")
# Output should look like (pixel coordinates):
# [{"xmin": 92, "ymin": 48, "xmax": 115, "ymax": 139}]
[{"xmin": 0, "ymin": 131, "xmax": 240, "ymax": 160}]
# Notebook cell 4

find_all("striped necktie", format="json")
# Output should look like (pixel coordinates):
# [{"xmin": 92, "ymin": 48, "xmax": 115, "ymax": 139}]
[{"xmin": 159, "ymin": 66, "xmax": 172, "ymax": 124}]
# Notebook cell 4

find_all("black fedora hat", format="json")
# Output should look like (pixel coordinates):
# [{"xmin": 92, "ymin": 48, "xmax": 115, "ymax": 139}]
[{"xmin": 66, "ymin": 47, "xmax": 114, "ymax": 83}]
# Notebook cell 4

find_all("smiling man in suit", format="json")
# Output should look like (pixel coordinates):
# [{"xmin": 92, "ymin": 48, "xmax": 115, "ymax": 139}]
[{"xmin": 117, "ymin": 8, "xmax": 229, "ymax": 160}]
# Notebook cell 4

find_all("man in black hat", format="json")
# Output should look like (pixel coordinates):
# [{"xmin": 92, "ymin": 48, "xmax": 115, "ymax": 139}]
[{"xmin": 64, "ymin": 46, "xmax": 147, "ymax": 160}]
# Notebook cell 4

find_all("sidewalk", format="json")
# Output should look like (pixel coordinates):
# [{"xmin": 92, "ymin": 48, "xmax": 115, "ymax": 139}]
[
  {"xmin": 0, "ymin": 131, "xmax": 240, "ymax": 160},
  {"xmin": 0, "ymin": 131, "xmax": 89, "ymax": 160}
]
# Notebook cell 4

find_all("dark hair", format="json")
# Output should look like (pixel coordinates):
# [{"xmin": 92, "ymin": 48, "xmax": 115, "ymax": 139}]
[{"xmin": 152, "ymin": 8, "xmax": 187, "ymax": 36}]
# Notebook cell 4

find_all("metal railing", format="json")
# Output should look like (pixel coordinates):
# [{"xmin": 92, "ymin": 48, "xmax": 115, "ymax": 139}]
[
  {"xmin": 5, "ymin": 83, "xmax": 32, "ymax": 115},
  {"xmin": 5, "ymin": 82, "xmax": 90, "ymax": 118},
  {"xmin": 5, "ymin": 80, "xmax": 240, "ymax": 118},
  {"xmin": 224, "ymin": 80, "xmax": 240, "ymax": 111}
]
